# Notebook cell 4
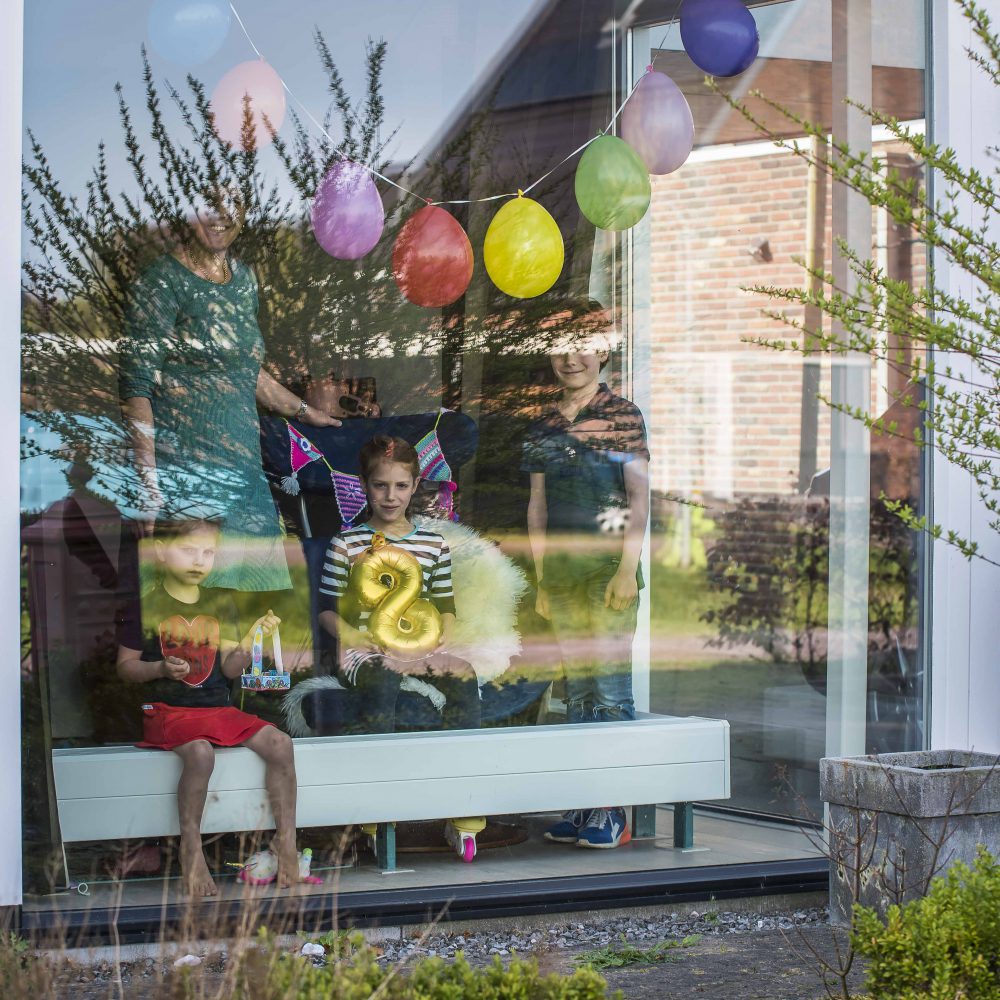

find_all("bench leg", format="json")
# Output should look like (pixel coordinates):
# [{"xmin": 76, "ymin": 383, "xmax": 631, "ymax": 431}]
[
  {"xmin": 631, "ymin": 804, "xmax": 657, "ymax": 838},
  {"xmin": 673, "ymin": 802, "xmax": 694, "ymax": 849},
  {"xmin": 375, "ymin": 822, "xmax": 397, "ymax": 871}
]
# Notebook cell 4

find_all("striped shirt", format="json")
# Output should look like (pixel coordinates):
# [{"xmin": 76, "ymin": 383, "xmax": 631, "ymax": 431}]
[{"xmin": 318, "ymin": 524, "xmax": 457, "ymax": 682}]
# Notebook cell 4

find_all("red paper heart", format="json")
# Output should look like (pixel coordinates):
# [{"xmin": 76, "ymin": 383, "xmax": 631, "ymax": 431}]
[{"xmin": 159, "ymin": 615, "xmax": 221, "ymax": 687}]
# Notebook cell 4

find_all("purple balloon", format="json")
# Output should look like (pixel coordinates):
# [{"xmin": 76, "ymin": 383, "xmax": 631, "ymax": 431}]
[
  {"xmin": 680, "ymin": 0, "xmax": 759, "ymax": 78},
  {"xmin": 312, "ymin": 160, "xmax": 385, "ymax": 260},
  {"xmin": 621, "ymin": 71, "xmax": 695, "ymax": 175}
]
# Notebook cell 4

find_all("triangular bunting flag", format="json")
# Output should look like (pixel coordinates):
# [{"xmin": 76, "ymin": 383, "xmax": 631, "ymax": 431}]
[
  {"xmin": 331, "ymin": 469, "xmax": 367, "ymax": 528},
  {"xmin": 280, "ymin": 425, "xmax": 325, "ymax": 495}
]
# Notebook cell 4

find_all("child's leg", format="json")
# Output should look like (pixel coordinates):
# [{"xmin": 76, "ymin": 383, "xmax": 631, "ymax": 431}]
[
  {"xmin": 244, "ymin": 725, "xmax": 300, "ymax": 887},
  {"xmin": 544, "ymin": 579, "xmax": 597, "ymax": 723},
  {"xmin": 172, "ymin": 739, "xmax": 217, "ymax": 896},
  {"xmin": 584, "ymin": 568, "xmax": 638, "ymax": 722}
]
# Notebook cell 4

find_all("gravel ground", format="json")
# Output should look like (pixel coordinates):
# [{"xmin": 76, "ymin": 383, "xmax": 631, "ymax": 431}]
[
  {"xmin": 39, "ymin": 905, "xmax": 868, "ymax": 999},
  {"xmin": 374, "ymin": 904, "xmax": 831, "ymax": 964}
]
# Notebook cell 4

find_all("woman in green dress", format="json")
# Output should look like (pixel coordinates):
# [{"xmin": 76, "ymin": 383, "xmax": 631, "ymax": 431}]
[{"xmin": 119, "ymin": 190, "xmax": 339, "ymax": 591}]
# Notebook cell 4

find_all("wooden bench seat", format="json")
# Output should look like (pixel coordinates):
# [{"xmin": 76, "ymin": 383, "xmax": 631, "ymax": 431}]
[{"xmin": 52, "ymin": 713, "xmax": 730, "ymax": 869}]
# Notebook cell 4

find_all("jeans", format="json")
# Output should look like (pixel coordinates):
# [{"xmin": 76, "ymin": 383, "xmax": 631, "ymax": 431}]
[
  {"xmin": 545, "ymin": 564, "xmax": 637, "ymax": 724},
  {"xmin": 343, "ymin": 651, "xmax": 482, "ymax": 734}
]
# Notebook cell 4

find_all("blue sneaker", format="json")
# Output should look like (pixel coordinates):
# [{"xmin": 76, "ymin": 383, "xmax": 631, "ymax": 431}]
[
  {"xmin": 576, "ymin": 808, "xmax": 631, "ymax": 849},
  {"xmin": 543, "ymin": 810, "xmax": 590, "ymax": 844}
]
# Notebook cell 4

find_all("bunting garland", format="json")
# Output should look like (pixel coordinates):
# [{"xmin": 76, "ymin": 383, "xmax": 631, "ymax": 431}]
[{"xmin": 277, "ymin": 420, "xmax": 461, "ymax": 525}]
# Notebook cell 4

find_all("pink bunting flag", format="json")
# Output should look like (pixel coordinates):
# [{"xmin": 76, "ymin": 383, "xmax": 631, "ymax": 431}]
[{"xmin": 280, "ymin": 425, "xmax": 325, "ymax": 495}]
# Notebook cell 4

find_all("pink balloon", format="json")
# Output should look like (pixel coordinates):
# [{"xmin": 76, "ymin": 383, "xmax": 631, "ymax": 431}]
[
  {"xmin": 392, "ymin": 206, "xmax": 474, "ymax": 308},
  {"xmin": 312, "ymin": 160, "xmax": 385, "ymax": 260},
  {"xmin": 210, "ymin": 60, "xmax": 286, "ymax": 150},
  {"xmin": 621, "ymin": 70, "xmax": 695, "ymax": 175}
]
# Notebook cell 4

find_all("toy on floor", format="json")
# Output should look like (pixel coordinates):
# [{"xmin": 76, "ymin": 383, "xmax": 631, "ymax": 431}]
[{"xmin": 235, "ymin": 847, "xmax": 322, "ymax": 885}]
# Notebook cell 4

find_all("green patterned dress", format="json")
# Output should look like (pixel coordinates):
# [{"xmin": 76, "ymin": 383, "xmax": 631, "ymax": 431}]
[{"xmin": 119, "ymin": 254, "xmax": 290, "ymax": 591}]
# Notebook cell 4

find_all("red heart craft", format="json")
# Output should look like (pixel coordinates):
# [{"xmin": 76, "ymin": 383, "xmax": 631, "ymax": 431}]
[{"xmin": 158, "ymin": 615, "xmax": 221, "ymax": 687}]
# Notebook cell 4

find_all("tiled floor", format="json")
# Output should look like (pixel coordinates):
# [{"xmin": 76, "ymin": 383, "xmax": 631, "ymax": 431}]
[{"xmin": 24, "ymin": 806, "xmax": 822, "ymax": 915}]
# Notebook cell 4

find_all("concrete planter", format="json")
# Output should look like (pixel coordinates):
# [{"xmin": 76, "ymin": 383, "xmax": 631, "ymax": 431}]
[{"xmin": 820, "ymin": 750, "xmax": 1000, "ymax": 925}]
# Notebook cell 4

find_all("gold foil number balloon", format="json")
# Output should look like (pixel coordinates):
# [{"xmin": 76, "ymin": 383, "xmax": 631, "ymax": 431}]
[{"xmin": 348, "ymin": 533, "xmax": 442, "ymax": 658}]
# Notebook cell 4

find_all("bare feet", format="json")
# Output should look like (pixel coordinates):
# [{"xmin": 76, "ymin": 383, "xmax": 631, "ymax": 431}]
[
  {"xmin": 274, "ymin": 836, "xmax": 302, "ymax": 889},
  {"xmin": 180, "ymin": 838, "xmax": 217, "ymax": 898}
]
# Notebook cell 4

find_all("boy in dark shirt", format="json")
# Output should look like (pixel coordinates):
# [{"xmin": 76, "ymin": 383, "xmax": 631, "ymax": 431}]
[
  {"xmin": 116, "ymin": 517, "xmax": 300, "ymax": 896},
  {"xmin": 523, "ymin": 301, "xmax": 650, "ymax": 849}
]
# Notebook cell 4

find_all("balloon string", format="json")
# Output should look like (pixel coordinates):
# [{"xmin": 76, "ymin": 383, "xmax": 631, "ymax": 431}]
[
  {"xmin": 649, "ymin": 0, "xmax": 686, "ymax": 74},
  {"xmin": 226, "ymin": 1, "xmax": 669, "ymax": 209},
  {"xmin": 228, "ymin": 3, "xmax": 431, "ymax": 205}
]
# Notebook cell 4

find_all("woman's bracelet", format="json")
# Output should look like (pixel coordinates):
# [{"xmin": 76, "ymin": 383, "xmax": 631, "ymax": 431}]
[{"xmin": 294, "ymin": 398, "xmax": 308, "ymax": 420}]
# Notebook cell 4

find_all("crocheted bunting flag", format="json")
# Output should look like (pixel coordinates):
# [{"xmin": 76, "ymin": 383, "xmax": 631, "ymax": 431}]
[
  {"xmin": 280, "ymin": 425, "xmax": 325, "ymax": 495},
  {"xmin": 415, "ymin": 422, "xmax": 460, "ymax": 521},
  {"xmin": 415, "ymin": 425, "xmax": 453, "ymax": 482},
  {"xmin": 331, "ymin": 469, "xmax": 367, "ymax": 528}
]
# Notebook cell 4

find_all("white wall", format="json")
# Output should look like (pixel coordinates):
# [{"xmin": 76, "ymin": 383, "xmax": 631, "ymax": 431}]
[
  {"xmin": 929, "ymin": 0, "xmax": 1000, "ymax": 754},
  {"xmin": 0, "ymin": 0, "xmax": 24, "ymax": 907}
]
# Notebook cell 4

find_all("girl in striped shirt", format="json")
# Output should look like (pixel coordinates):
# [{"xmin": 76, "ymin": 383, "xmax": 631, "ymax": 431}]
[{"xmin": 317, "ymin": 435, "xmax": 484, "ymax": 861}]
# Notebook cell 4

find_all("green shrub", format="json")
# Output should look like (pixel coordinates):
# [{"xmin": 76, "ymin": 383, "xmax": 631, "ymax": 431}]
[
  {"xmin": 0, "ymin": 932, "xmax": 54, "ymax": 1000},
  {"xmin": 173, "ymin": 929, "xmax": 618, "ymax": 1000},
  {"xmin": 852, "ymin": 847, "xmax": 1000, "ymax": 999}
]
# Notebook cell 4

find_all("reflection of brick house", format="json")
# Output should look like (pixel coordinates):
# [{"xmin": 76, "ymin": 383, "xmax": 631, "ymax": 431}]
[{"xmin": 646, "ymin": 138, "xmax": 926, "ymax": 500}]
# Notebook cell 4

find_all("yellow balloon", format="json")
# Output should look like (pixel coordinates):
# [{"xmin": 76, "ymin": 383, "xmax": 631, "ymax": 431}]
[
  {"xmin": 483, "ymin": 195, "xmax": 564, "ymax": 298},
  {"xmin": 346, "ymin": 533, "xmax": 442, "ymax": 658}
]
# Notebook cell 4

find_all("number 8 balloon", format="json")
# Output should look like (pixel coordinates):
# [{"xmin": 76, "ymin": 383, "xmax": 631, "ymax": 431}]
[{"xmin": 347, "ymin": 533, "xmax": 443, "ymax": 658}]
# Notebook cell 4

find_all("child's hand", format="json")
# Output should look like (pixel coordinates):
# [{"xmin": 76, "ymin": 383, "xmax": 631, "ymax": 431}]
[
  {"xmin": 604, "ymin": 570, "xmax": 638, "ymax": 611},
  {"xmin": 161, "ymin": 656, "xmax": 191, "ymax": 681},
  {"xmin": 345, "ymin": 626, "xmax": 381, "ymax": 653},
  {"xmin": 253, "ymin": 610, "xmax": 282, "ymax": 637}
]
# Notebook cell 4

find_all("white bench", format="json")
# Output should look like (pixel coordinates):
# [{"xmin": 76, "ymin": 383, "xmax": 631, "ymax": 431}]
[{"xmin": 52, "ymin": 713, "xmax": 730, "ymax": 871}]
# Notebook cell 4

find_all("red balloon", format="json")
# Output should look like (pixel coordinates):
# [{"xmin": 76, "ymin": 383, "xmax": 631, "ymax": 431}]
[{"xmin": 392, "ymin": 205, "xmax": 474, "ymax": 308}]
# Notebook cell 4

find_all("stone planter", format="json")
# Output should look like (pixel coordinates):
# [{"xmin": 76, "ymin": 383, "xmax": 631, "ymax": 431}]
[{"xmin": 820, "ymin": 750, "xmax": 1000, "ymax": 925}]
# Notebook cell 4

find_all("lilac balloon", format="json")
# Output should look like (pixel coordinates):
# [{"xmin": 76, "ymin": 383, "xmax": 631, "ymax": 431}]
[
  {"xmin": 312, "ymin": 160, "xmax": 385, "ymax": 260},
  {"xmin": 680, "ymin": 0, "xmax": 759, "ymax": 78},
  {"xmin": 621, "ymin": 71, "xmax": 695, "ymax": 175}
]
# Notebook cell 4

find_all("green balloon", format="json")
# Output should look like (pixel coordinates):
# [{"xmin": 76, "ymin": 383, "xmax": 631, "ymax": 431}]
[{"xmin": 574, "ymin": 135, "xmax": 651, "ymax": 231}]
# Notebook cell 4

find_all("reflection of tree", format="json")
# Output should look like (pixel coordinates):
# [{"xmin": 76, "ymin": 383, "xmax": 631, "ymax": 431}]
[
  {"xmin": 702, "ymin": 497, "xmax": 920, "ymax": 693},
  {"xmin": 22, "ymin": 40, "xmax": 408, "ymax": 510},
  {"xmin": 712, "ymin": 0, "xmax": 998, "ymax": 562},
  {"xmin": 22, "ymin": 35, "xmax": 607, "ymax": 520}
]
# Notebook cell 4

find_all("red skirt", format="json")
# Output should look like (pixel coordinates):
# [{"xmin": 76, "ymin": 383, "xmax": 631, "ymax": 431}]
[{"xmin": 138, "ymin": 702, "xmax": 273, "ymax": 751}]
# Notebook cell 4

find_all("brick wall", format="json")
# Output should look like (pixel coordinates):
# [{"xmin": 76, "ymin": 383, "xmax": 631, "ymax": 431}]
[{"xmin": 644, "ymin": 140, "xmax": 924, "ymax": 500}]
